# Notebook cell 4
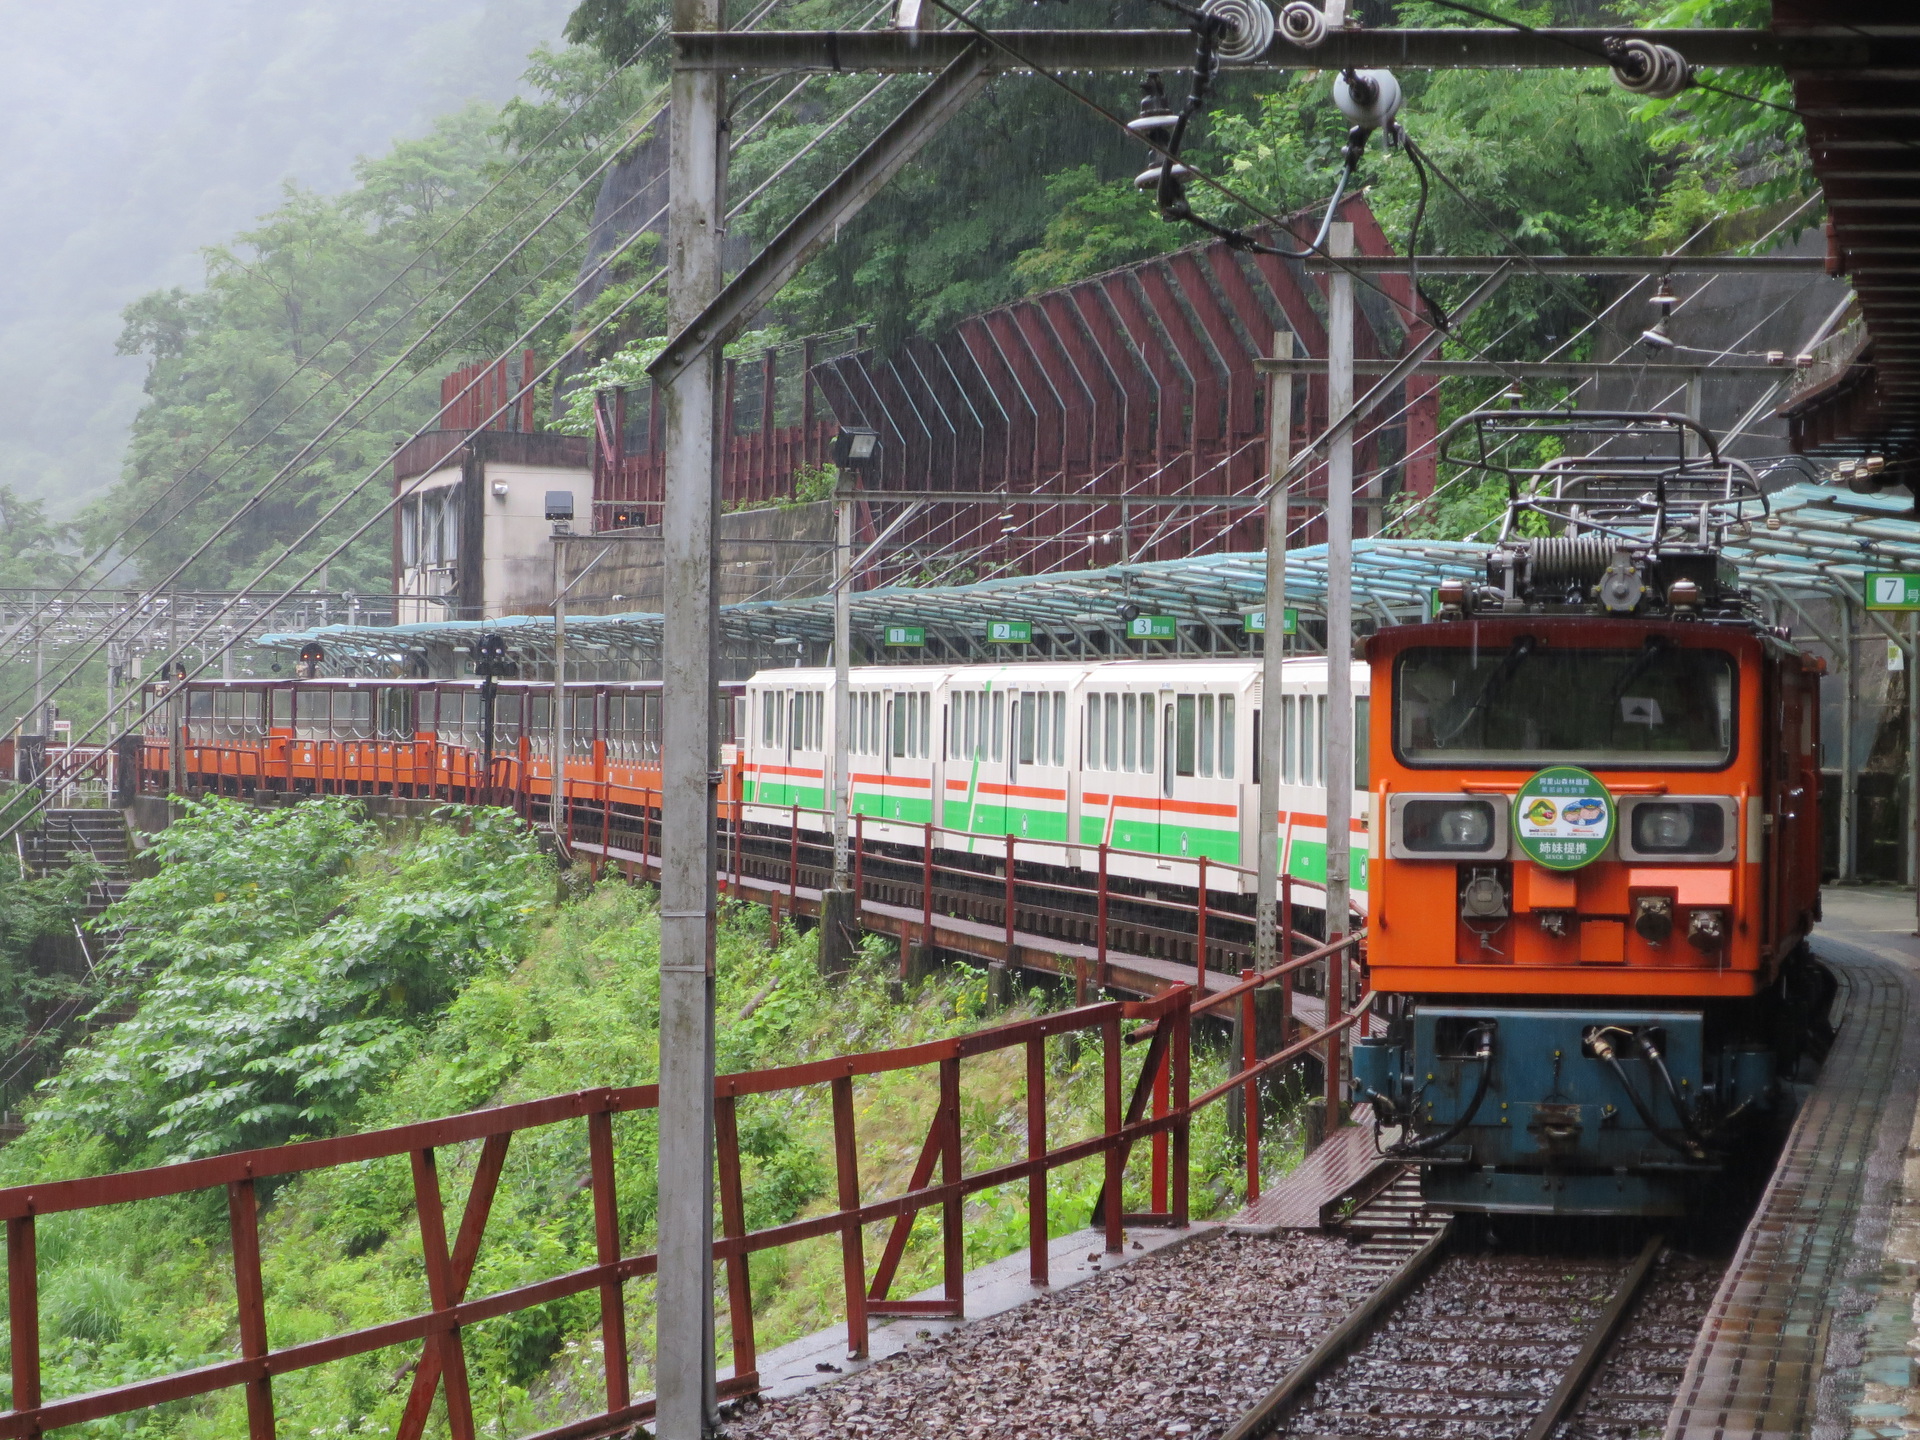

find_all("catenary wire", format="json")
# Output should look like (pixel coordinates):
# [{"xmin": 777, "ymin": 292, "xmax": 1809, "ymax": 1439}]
[
  {"xmin": 3, "ymin": 27, "xmax": 681, "ymax": 652},
  {"xmin": 0, "ymin": 5, "xmax": 977, "ymax": 825},
  {"xmin": 0, "ymin": 4, "xmax": 909, "ymax": 725}
]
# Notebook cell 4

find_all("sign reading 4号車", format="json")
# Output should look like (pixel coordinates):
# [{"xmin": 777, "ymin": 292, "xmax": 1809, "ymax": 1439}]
[{"xmin": 1512, "ymin": 765, "xmax": 1616, "ymax": 871}]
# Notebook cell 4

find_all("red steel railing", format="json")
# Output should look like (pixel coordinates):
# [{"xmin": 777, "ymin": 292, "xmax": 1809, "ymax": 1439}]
[{"xmin": 0, "ymin": 962, "xmax": 1369, "ymax": 1440}]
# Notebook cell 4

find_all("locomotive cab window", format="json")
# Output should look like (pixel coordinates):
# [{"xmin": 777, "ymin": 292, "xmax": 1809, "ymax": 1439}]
[{"xmin": 1394, "ymin": 643, "xmax": 1736, "ymax": 768}]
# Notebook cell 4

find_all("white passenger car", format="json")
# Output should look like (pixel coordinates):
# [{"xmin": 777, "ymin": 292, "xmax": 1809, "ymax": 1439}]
[{"xmin": 741, "ymin": 657, "xmax": 1370, "ymax": 912}]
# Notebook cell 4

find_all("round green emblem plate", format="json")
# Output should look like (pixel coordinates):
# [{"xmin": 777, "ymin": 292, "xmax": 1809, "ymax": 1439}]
[{"xmin": 1512, "ymin": 765, "xmax": 1616, "ymax": 871}]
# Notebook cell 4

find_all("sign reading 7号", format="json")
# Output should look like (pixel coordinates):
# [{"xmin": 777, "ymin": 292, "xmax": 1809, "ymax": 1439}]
[{"xmin": 1866, "ymin": 572, "xmax": 1920, "ymax": 610}]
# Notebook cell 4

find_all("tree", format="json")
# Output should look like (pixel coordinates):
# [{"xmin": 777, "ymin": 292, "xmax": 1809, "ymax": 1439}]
[
  {"xmin": 86, "ymin": 46, "xmax": 659, "ymax": 596},
  {"xmin": 0, "ymin": 488, "xmax": 75, "ymax": 590},
  {"xmin": 1628, "ymin": 0, "xmax": 1812, "ymax": 244}
]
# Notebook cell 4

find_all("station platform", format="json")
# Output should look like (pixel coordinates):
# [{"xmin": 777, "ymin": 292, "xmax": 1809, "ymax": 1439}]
[{"xmin": 1668, "ymin": 887, "xmax": 1920, "ymax": 1440}]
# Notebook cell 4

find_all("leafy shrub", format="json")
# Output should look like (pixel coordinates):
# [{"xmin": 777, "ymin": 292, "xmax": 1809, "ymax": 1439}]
[{"xmin": 40, "ymin": 799, "xmax": 550, "ymax": 1160}]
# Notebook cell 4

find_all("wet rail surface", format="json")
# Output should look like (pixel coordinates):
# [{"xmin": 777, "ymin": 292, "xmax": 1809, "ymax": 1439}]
[
  {"xmin": 1266, "ymin": 1243, "xmax": 1723, "ymax": 1440},
  {"xmin": 1223, "ymin": 1219, "xmax": 1732, "ymax": 1440},
  {"xmin": 1552, "ymin": 1251, "xmax": 1724, "ymax": 1440}
]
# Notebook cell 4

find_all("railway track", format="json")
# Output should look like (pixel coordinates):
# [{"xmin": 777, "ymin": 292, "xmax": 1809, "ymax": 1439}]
[{"xmin": 1224, "ymin": 1189, "xmax": 1725, "ymax": 1440}]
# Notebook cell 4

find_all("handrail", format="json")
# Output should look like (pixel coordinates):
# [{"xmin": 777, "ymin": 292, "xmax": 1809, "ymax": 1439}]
[
  {"xmin": 1189, "ymin": 993, "xmax": 1374, "ymax": 1113},
  {"xmin": 0, "ymin": 987, "xmax": 1197, "ymax": 1440},
  {"xmin": 1191, "ymin": 930, "xmax": 1367, "ymax": 1021}
]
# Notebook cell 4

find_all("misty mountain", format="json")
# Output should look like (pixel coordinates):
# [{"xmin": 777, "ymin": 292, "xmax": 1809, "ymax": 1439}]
[{"xmin": 0, "ymin": 0, "xmax": 574, "ymax": 515}]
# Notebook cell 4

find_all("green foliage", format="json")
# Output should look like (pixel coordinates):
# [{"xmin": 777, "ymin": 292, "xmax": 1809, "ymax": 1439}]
[
  {"xmin": 1011, "ymin": 167, "xmax": 1180, "ymax": 292},
  {"xmin": 41, "ymin": 798, "xmax": 550, "ymax": 1160},
  {"xmin": 0, "ymin": 488, "xmax": 76, "ymax": 590},
  {"xmin": 0, "ymin": 846, "xmax": 104, "ymax": 1110},
  {"xmin": 788, "ymin": 462, "xmax": 838, "ymax": 506},
  {"xmin": 564, "ymin": 0, "xmax": 667, "ymax": 66},
  {"xmin": 93, "ymin": 110, "xmax": 501, "ymax": 593},
  {"xmin": 552, "ymin": 336, "xmax": 666, "ymax": 436},
  {"xmin": 1208, "ymin": 49, "xmax": 1655, "ymax": 357},
  {"xmin": 6, "ymin": 806, "xmax": 1286, "ymax": 1438},
  {"xmin": 1626, "ymin": 0, "xmax": 1811, "ymax": 226},
  {"xmin": 45, "ymin": 1267, "xmax": 138, "ymax": 1344},
  {"xmin": 88, "ymin": 47, "xmax": 663, "ymax": 594}
]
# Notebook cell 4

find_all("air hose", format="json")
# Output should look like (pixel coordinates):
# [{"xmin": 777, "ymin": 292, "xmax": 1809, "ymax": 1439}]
[
  {"xmin": 1387, "ymin": 1023, "xmax": 1495, "ymax": 1157},
  {"xmin": 1590, "ymin": 1028, "xmax": 1706, "ymax": 1161},
  {"xmin": 1635, "ymin": 1032, "xmax": 1725, "ymax": 1155}
]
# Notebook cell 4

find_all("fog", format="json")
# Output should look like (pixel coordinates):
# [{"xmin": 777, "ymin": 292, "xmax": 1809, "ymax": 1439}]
[{"xmin": 0, "ymin": 0, "xmax": 574, "ymax": 515}]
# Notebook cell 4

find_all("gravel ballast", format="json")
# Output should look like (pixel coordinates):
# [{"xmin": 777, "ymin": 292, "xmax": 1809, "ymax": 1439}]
[{"xmin": 718, "ymin": 1231, "xmax": 1372, "ymax": 1440}]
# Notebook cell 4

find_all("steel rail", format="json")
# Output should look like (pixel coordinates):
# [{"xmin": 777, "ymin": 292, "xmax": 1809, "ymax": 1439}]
[
  {"xmin": 670, "ymin": 27, "xmax": 1884, "ymax": 74},
  {"xmin": 1220, "ymin": 1229, "xmax": 1669, "ymax": 1440},
  {"xmin": 1521, "ymin": 1232, "xmax": 1667, "ymax": 1440},
  {"xmin": 1220, "ymin": 1222, "xmax": 1455, "ymax": 1440}
]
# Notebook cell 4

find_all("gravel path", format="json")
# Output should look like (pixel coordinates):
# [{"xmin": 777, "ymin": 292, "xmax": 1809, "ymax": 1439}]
[{"xmin": 718, "ymin": 1231, "xmax": 1371, "ymax": 1440}]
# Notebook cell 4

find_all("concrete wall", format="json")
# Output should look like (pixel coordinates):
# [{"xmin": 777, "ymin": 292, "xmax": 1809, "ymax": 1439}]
[
  {"xmin": 564, "ymin": 500, "xmax": 837, "ymax": 615},
  {"xmin": 483, "ymin": 462, "xmax": 594, "ymax": 618},
  {"xmin": 1589, "ymin": 228, "xmax": 1852, "ymax": 472}
]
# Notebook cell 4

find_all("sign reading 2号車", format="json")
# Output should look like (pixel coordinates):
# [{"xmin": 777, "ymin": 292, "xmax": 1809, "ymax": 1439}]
[{"xmin": 1512, "ymin": 765, "xmax": 1616, "ymax": 871}]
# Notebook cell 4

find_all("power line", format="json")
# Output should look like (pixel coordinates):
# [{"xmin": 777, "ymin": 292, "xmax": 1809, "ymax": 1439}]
[
  {"xmin": 0, "ymin": 15, "xmax": 881, "ymax": 724},
  {"xmin": 4, "ymin": 29, "xmax": 677, "ymax": 657},
  {"xmin": 0, "ymin": 20, "xmax": 951, "ymax": 835}
]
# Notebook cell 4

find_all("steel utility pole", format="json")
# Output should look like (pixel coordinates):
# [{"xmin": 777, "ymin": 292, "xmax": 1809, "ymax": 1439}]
[
  {"xmin": 833, "ymin": 490, "xmax": 852, "ymax": 890},
  {"xmin": 1323, "ymin": 223, "xmax": 1355, "ymax": 1118},
  {"xmin": 820, "ymin": 488, "xmax": 858, "ymax": 971},
  {"xmin": 656, "ymin": 0, "xmax": 726, "ymax": 1423},
  {"xmin": 551, "ymin": 538, "xmax": 568, "ymax": 845},
  {"xmin": 1256, "ymin": 332, "xmax": 1293, "ymax": 975},
  {"xmin": 1839, "ymin": 598, "xmax": 1854, "ymax": 882}
]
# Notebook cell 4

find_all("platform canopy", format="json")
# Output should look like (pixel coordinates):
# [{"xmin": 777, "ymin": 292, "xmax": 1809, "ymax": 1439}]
[
  {"xmin": 256, "ymin": 487, "xmax": 1920, "ymax": 676},
  {"xmin": 254, "ymin": 539, "xmax": 1488, "ymax": 675}
]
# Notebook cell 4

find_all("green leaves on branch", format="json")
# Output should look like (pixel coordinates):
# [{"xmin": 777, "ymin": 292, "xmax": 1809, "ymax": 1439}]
[{"xmin": 41, "ymin": 799, "xmax": 551, "ymax": 1161}]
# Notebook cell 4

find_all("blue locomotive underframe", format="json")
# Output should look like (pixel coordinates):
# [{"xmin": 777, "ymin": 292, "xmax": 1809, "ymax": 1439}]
[{"xmin": 1352, "ymin": 1007, "xmax": 1776, "ymax": 1216}]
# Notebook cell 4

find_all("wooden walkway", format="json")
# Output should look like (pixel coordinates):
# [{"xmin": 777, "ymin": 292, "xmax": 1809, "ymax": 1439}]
[{"xmin": 1226, "ymin": 1110, "xmax": 1381, "ymax": 1232}]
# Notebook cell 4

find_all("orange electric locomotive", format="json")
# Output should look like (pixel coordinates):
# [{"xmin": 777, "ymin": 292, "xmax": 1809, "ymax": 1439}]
[{"xmin": 1350, "ymin": 412, "xmax": 1831, "ymax": 1216}]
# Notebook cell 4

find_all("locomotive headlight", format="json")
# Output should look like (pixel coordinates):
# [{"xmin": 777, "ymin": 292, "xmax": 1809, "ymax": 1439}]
[
  {"xmin": 1437, "ymin": 805, "xmax": 1492, "ymax": 848},
  {"xmin": 1639, "ymin": 804, "xmax": 1695, "ymax": 850},
  {"xmin": 1627, "ymin": 800, "xmax": 1730, "ymax": 858},
  {"xmin": 1392, "ymin": 796, "xmax": 1503, "ymax": 858}
]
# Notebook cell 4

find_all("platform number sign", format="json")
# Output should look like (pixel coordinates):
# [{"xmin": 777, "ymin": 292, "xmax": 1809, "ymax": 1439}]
[
  {"xmin": 1513, "ymin": 766, "xmax": 1616, "ymax": 871},
  {"xmin": 987, "ymin": 620, "xmax": 1032, "ymax": 643},
  {"xmin": 1242, "ymin": 608, "xmax": 1299, "ymax": 635},
  {"xmin": 1127, "ymin": 615, "xmax": 1177, "ymax": 640},
  {"xmin": 883, "ymin": 625, "xmax": 926, "ymax": 647},
  {"xmin": 1866, "ymin": 572, "xmax": 1920, "ymax": 610}
]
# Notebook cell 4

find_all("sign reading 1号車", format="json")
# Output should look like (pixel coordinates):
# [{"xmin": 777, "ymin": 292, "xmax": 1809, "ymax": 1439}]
[
  {"xmin": 1512, "ymin": 765, "xmax": 1616, "ymax": 871},
  {"xmin": 1866, "ymin": 572, "xmax": 1920, "ymax": 610},
  {"xmin": 883, "ymin": 625, "xmax": 926, "ymax": 647}
]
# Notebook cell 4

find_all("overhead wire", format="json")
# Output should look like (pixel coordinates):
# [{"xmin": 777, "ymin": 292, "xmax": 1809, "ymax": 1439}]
[
  {"xmin": 3, "ymin": 0, "xmax": 831, "ymax": 683},
  {"xmin": 4, "ymin": 26, "xmax": 681, "ymax": 654},
  {"xmin": 2, "ymin": 0, "xmax": 907, "ymax": 726},
  {"xmin": 25, "ymin": 4, "xmax": 1844, "ymax": 778},
  {"xmin": 0, "ymin": 0, "xmax": 975, "ymax": 835},
  {"xmin": 1412, "ymin": 0, "xmax": 1864, "ymax": 134}
]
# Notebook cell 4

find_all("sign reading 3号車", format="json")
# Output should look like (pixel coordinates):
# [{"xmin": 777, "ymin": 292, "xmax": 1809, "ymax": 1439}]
[{"xmin": 1512, "ymin": 765, "xmax": 1616, "ymax": 871}]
